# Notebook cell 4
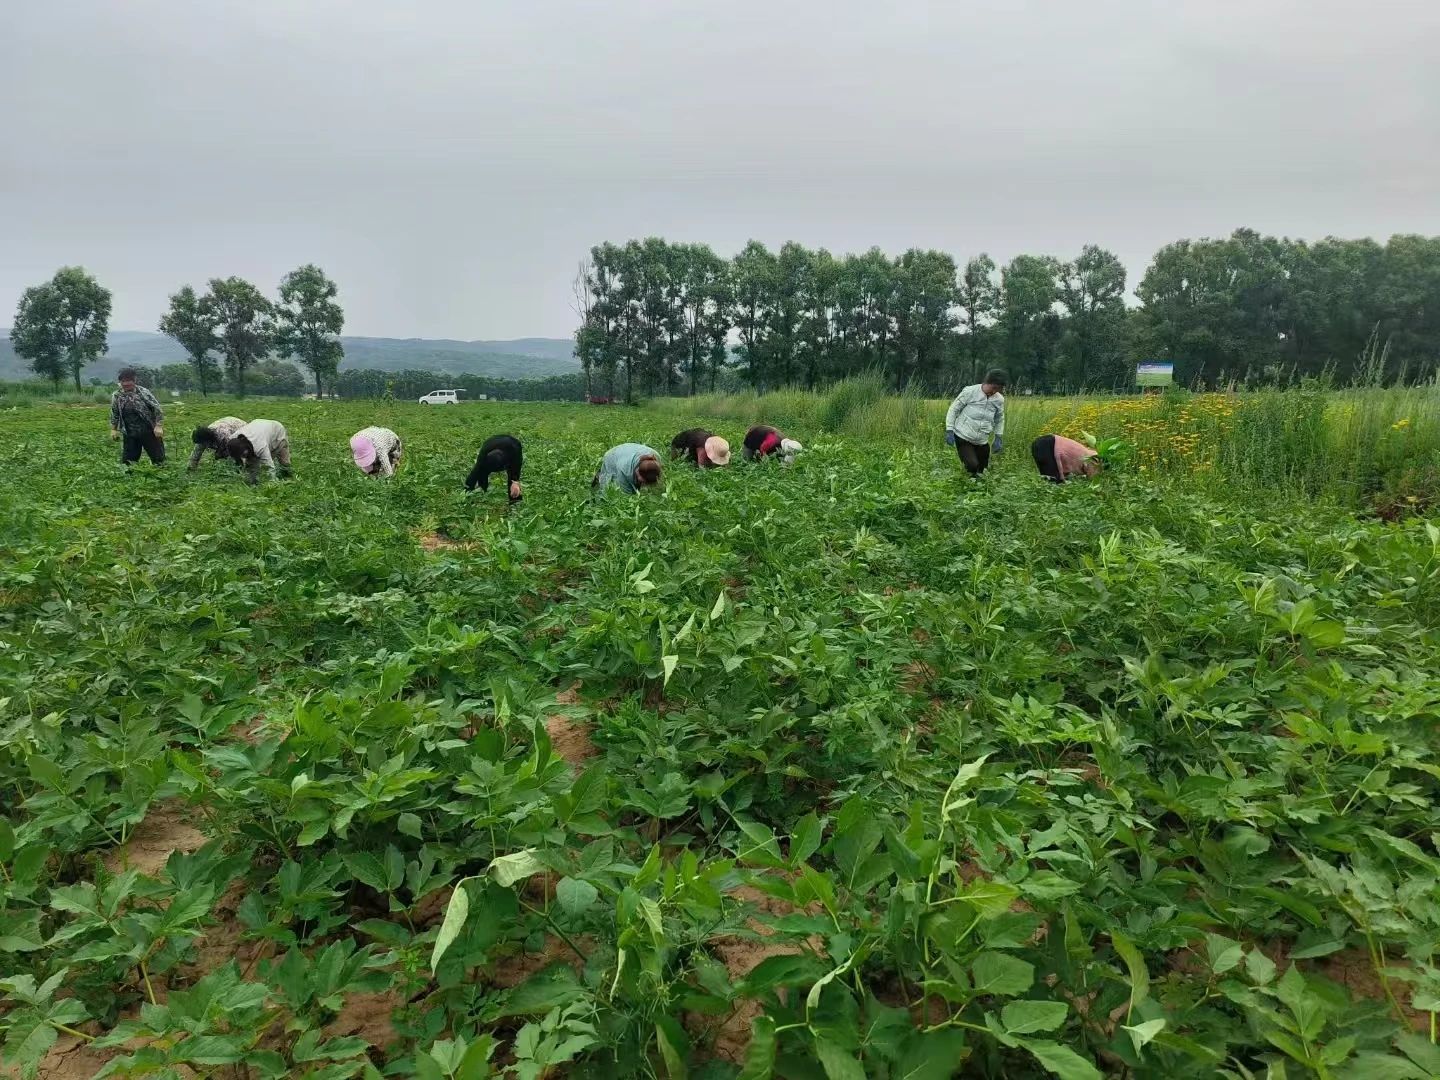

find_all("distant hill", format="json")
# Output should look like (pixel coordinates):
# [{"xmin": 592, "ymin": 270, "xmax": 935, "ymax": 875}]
[{"xmin": 0, "ymin": 331, "xmax": 579, "ymax": 382}]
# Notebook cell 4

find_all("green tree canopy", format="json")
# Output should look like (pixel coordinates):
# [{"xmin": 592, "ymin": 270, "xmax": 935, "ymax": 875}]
[
  {"xmin": 10, "ymin": 267, "xmax": 111, "ymax": 391},
  {"xmin": 158, "ymin": 285, "xmax": 221, "ymax": 396},
  {"xmin": 275, "ymin": 264, "xmax": 345, "ymax": 396},
  {"xmin": 202, "ymin": 277, "xmax": 274, "ymax": 398}
]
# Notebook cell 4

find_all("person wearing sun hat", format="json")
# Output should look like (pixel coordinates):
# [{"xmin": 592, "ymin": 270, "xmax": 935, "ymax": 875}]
[
  {"xmin": 742, "ymin": 424, "xmax": 803, "ymax": 463},
  {"xmin": 350, "ymin": 426, "xmax": 403, "ymax": 478},
  {"xmin": 670, "ymin": 428, "xmax": 732, "ymax": 468},
  {"xmin": 944, "ymin": 368, "xmax": 1007, "ymax": 476}
]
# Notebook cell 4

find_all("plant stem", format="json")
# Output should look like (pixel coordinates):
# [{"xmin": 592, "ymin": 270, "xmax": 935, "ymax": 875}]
[
  {"xmin": 520, "ymin": 899, "xmax": 589, "ymax": 963},
  {"xmin": 140, "ymin": 959, "xmax": 157, "ymax": 1005}
]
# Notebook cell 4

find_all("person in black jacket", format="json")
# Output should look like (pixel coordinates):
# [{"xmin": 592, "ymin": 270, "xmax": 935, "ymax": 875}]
[
  {"xmin": 466, "ymin": 434, "xmax": 523, "ymax": 501},
  {"xmin": 670, "ymin": 429, "xmax": 732, "ymax": 468}
]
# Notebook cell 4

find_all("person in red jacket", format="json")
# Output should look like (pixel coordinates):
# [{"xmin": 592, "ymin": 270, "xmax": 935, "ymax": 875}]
[{"xmin": 743, "ymin": 425, "xmax": 802, "ymax": 463}]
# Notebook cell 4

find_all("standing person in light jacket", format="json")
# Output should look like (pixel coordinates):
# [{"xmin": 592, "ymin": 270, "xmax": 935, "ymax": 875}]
[
  {"xmin": 109, "ymin": 368, "xmax": 166, "ymax": 468},
  {"xmin": 466, "ymin": 434, "xmax": 524, "ymax": 502},
  {"xmin": 188, "ymin": 417, "xmax": 245, "ymax": 471},
  {"xmin": 944, "ymin": 369, "xmax": 1007, "ymax": 476},
  {"xmin": 593, "ymin": 443, "xmax": 662, "ymax": 494},
  {"xmin": 228, "ymin": 419, "xmax": 292, "ymax": 485},
  {"xmin": 350, "ymin": 426, "xmax": 403, "ymax": 477}
]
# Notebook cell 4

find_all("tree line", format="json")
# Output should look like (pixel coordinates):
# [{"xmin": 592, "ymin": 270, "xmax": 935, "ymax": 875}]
[
  {"xmin": 574, "ymin": 230, "xmax": 1440, "ymax": 397},
  {"xmin": 10, "ymin": 266, "xmax": 345, "ymax": 396},
  {"xmin": 126, "ymin": 363, "xmax": 586, "ymax": 402}
]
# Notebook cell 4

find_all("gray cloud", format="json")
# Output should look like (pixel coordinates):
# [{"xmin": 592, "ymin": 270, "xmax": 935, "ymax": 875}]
[{"xmin": 3, "ymin": 0, "xmax": 1437, "ymax": 338}]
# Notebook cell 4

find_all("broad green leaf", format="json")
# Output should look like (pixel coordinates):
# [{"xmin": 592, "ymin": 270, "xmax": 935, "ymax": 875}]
[
  {"xmin": 1338, "ymin": 1055, "xmax": 1426, "ymax": 1079},
  {"xmin": 342, "ymin": 852, "xmax": 391, "ymax": 894},
  {"xmin": 893, "ymin": 1027, "xmax": 968, "ymax": 1079},
  {"xmin": 1019, "ymin": 1038, "xmax": 1103, "ymax": 1080},
  {"xmin": 27, "ymin": 755, "xmax": 64, "ymax": 791},
  {"xmin": 1109, "ymin": 931, "xmax": 1150, "ymax": 1014},
  {"xmin": 1205, "ymin": 933, "xmax": 1243, "ymax": 974},
  {"xmin": 815, "ymin": 1037, "xmax": 866, "ymax": 1080},
  {"xmin": 1397, "ymin": 1033, "xmax": 1440, "ymax": 1074},
  {"xmin": 1123, "ymin": 1018, "xmax": 1167, "ymax": 1055},
  {"xmin": 734, "ymin": 819, "xmax": 785, "ymax": 868},
  {"xmin": 661, "ymin": 654, "xmax": 679, "ymax": 685},
  {"xmin": 1001, "ymin": 1000, "xmax": 1068, "ymax": 1034},
  {"xmin": 9, "ymin": 1019, "xmax": 58, "ymax": 1074},
  {"xmin": 655, "ymin": 1015, "xmax": 689, "ymax": 1079},
  {"xmin": 1245, "ymin": 948, "xmax": 1277, "ymax": 985},
  {"xmin": 556, "ymin": 876, "xmax": 598, "ymax": 916},
  {"xmin": 430, "ymin": 878, "xmax": 471, "ymax": 971},
  {"xmin": 737, "ymin": 1015, "xmax": 776, "ymax": 1080},
  {"xmin": 495, "ymin": 966, "xmax": 584, "ymax": 1017},
  {"xmin": 489, "ymin": 849, "xmax": 545, "ymax": 887},
  {"xmin": 710, "ymin": 591, "xmax": 727, "ymax": 621},
  {"xmin": 957, "ymin": 879, "xmax": 1020, "ymax": 918},
  {"xmin": 638, "ymin": 896, "xmax": 664, "ymax": 941},
  {"xmin": 971, "ymin": 951, "xmax": 1034, "ymax": 996},
  {"xmin": 790, "ymin": 813, "xmax": 823, "ymax": 867},
  {"xmin": 398, "ymin": 812, "xmax": 422, "ymax": 839}
]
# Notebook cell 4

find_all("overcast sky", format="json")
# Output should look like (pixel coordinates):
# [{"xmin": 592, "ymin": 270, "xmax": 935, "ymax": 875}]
[{"xmin": 3, "ymin": 0, "xmax": 1437, "ymax": 340}]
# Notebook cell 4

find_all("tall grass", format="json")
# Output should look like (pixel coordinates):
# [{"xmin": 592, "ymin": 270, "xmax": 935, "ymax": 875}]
[
  {"xmin": 648, "ymin": 379, "xmax": 1440, "ymax": 514},
  {"xmin": 0, "ymin": 382, "xmax": 111, "ymax": 407},
  {"xmin": 0, "ymin": 382, "xmax": 301, "ymax": 410}
]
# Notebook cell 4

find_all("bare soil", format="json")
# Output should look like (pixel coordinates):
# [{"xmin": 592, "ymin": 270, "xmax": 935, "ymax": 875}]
[
  {"xmin": 545, "ymin": 714, "xmax": 598, "ymax": 768},
  {"xmin": 489, "ymin": 934, "xmax": 592, "ymax": 990},
  {"xmin": 414, "ymin": 529, "xmax": 477, "ymax": 552},
  {"xmin": 103, "ymin": 801, "xmax": 208, "ymax": 877},
  {"xmin": 699, "ymin": 884, "xmax": 823, "ymax": 1063}
]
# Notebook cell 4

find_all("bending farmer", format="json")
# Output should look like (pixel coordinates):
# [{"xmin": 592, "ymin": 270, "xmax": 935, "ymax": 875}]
[
  {"xmin": 466, "ymin": 434, "xmax": 524, "ymax": 502},
  {"xmin": 593, "ymin": 443, "xmax": 662, "ymax": 494},
  {"xmin": 351, "ymin": 426, "xmax": 403, "ymax": 477},
  {"xmin": 189, "ymin": 417, "xmax": 245, "ymax": 470},
  {"xmin": 1032, "ymin": 434, "xmax": 1099, "ymax": 483},
  {"xmin": 229, "ymin": 419, "xmax": 292, "ymax": 485},
  {"xmin": 670, "ymin": 429, "xmax": 732, "ymax": 468}
]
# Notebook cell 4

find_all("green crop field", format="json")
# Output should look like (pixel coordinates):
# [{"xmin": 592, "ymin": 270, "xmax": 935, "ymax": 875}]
[{"xmin": 1, "ymin": 399, "xmax": 1438, "ymax": 1080}]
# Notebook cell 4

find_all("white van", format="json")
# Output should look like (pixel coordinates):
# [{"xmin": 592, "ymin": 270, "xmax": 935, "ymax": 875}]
[{"xmin": 418, "ymin": 389, "xmax": 461, "ymax": 405}]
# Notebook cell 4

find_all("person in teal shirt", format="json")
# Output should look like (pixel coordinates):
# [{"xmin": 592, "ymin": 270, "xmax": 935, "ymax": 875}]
[{"xmin": 593, "ymin": 443, "xmax": 663, "ymax": 494}]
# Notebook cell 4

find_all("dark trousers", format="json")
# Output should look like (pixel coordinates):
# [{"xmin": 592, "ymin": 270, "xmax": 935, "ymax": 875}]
[
  {"xmin": 1032, "ymin": 435, "xmax": 1063, "ymax": 483},
  {"xmin": 122, "ymin": 430, "xmax": 166, "ymax": 466},
  {"xmin": 954, "ymin": 438, "xmax": 990, "ymax": 476}
]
